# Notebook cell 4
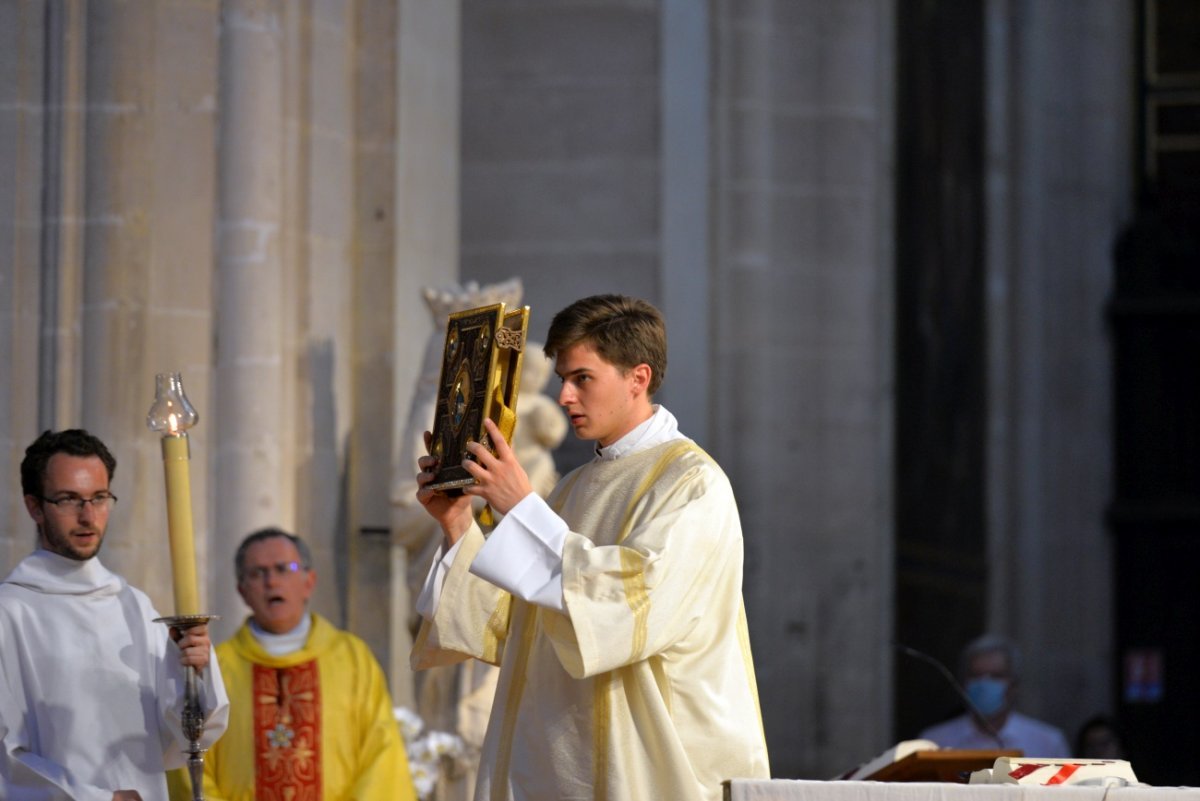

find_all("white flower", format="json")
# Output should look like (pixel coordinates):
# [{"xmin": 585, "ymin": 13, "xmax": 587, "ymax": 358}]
[
  {"xmin": 393, "ymin": 705, "xmax": 424, "ymax": 743},
  {"xmin": 408, "ymin": 760, "xmax": 438, "ymax": 799},
  {"xmin": 393, "ymin": 706, "xmax": 469, "ymax": 800}
]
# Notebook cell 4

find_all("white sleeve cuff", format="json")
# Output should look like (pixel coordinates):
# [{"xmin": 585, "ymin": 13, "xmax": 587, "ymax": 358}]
[
  {"xmin": 470, "ymin": 493, "xmax": 567, "ymax": 611},
  {"xmin": 415, "ymin": 537, "xmax": 464, "ymax": 619}
]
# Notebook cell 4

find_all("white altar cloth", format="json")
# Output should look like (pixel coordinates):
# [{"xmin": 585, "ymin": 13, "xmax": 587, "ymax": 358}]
[{"xmin": 724, "ymin": 781, "xmax": 1200, "ymax": 801}]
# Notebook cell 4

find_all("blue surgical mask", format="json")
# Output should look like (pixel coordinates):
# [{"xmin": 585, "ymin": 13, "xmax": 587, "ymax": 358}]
[{"xmin": 965, "ymin": 677, "xmax": 1008, "ymax": 717}]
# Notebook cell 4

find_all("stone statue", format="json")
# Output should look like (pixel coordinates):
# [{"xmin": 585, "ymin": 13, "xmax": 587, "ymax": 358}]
[
  {"xmin": 509, "ymin": 347, "xmax": 568, "ymax": 499},
  {"xmin": 390, "ymin": 279, "xmax": 524, "ymax": 625},
  {"xmin": 390, "ymin": 279, "xmax": 566, "ymax": 801}
]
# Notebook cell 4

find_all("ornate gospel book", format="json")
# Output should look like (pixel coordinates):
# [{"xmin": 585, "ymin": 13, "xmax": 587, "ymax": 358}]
[{"xmin": 427, "ymin": 302, "xmax": 530, "ymax": 492}]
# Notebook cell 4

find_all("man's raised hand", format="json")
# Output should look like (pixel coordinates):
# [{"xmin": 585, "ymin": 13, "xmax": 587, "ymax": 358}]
[
  {"xmin": 460, "ymin": 418, "xmax": 533, "ymax": 516},
  {"xmin": 416, "ymin": 430, "xmax": 475, "ymax": 545}
]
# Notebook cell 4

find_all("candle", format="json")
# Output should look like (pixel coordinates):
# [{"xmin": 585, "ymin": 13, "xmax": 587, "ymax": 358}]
[
  {"xmin": 147, "ymin": 373, "xmax": 201, "ymax": 615},
  {"xmin": 162, "ymin": 431, "xmax": 199, "ymax": 614}
]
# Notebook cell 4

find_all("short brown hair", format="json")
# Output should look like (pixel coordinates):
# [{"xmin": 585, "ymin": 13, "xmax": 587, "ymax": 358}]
[
  {"xmin": 21, "ymin": 429, "xmax": 117, "ymax": 498},
  {"xmin": 543, "ymin": 295, "xmax": 667, "ymax": 396}
]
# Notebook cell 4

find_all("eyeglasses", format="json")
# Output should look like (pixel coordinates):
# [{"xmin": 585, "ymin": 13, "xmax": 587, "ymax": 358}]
[
  {"xmin": 242, "ymin": 561, "xmax": 306, "ymax": 583},
  {"xmin": 39, "ymin": 493, "xmax": 118, "ymax": 513}
]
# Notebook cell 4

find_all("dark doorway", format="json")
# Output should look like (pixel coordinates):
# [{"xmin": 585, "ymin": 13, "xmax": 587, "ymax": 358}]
[
  {"xmin": 1108, "ymin": 0, "xmax": 1200, "ymax": 784},
  {"xmin": 893, "ymin": 0, "xmax": 989, "ymax": 742}
]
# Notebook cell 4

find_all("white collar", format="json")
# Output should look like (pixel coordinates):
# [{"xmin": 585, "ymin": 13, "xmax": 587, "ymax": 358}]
[
  {"xmin": 249, "ymin": 612, "xmax": 312, "ymax": 656},
  {"xmin": 594, "ymin": 405, "xmax": 687, "ymax": 461},
  {"xmin": 1, "ymin": 548, "xmax": 123, "ymax": 597}
]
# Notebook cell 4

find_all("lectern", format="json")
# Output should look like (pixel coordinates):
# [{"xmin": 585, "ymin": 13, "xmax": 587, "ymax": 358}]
[{"xmin": 863, "ymin": 749, "xmax": 1021, "ymax": 782}]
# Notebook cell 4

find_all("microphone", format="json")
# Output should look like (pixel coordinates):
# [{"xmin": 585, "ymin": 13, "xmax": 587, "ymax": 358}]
[{"xmin": 893, "ymin": 641, "xmax": 1006, "ymax": 749}]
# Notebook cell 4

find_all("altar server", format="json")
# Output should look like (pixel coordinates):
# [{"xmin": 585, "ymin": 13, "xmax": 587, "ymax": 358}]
[
  {"xmin": 0, "ymin": 428, "xmax": 229, "ymax": 801},
  {"xmin": 414, "ymin": 294, "xmax": 771, "ymax": 801}
]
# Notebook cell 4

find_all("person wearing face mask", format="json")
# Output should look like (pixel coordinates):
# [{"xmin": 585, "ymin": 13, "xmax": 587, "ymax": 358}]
[{"xmin": 918, "ymin": 634, "xmax": 1071, "ymax": 757}]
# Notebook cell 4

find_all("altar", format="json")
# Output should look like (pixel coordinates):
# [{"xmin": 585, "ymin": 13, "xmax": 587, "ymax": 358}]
[{"xmin": 724, "ymin": 781, "xmax": 1200, "ymax": 801}]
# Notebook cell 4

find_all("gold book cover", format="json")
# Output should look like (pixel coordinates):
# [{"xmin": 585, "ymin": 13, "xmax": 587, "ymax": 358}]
[{"xmin": 428, "ymin": 302, "xmax": 530, "ymax": 492}]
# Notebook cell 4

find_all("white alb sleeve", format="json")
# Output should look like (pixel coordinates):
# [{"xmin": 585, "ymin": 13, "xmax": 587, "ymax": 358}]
[
  {"xmin": 415, "ymin": 536, "xmax": 465, "ymax": 619},
  {"xmin": 470, "ymin": 493, "xmax": 568, "ymax": 611}
]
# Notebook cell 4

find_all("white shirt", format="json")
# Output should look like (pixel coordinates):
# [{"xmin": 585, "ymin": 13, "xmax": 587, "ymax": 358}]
[
  {"xmin": 919, "ymin": 711, "xmax": 1071, "ymax": 757},
  {"xmin": 417, "ymin": 405, "xmax": 687, "ymax": 615}
]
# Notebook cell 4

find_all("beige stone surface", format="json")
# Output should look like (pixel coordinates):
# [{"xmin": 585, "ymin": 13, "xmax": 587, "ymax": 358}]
[{"xmin": 0, "ymin": 0, "xmax": 1130, "ymax": 782}]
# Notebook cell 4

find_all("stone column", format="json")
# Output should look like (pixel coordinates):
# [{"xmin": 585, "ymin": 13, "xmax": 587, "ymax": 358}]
[
  {"xmin": 984, "ymin": 0, "xmax": 1132, "ymax": 735},
  {"xmin": 37, "ymin": 0, "xmax": 86, "ymax": 431},
  {"xmin": 711, "ymin": 0, "xmax": 897, "ymax": 777},
  {"xmin": 388, "ymin": 0, "xmax": 462, "ymax": 705},
  {"xmin": 660, "ymin": 0, "xmax": 711, "ymax": 441},
  {"xmin": 1, "ymin": 2, "xmax": 220, "ymax": 604},
  {"xmin": 77, "ymin": 2, "xmax": 220, "ymax": 609},
  {"xmin": 285, "ymin": 0, "xmax": 357, "ymax": 631},
  {"xmin": 346, "ymin": 0, "xmax": 401, "ymax": 674},
  {"xmin": 0, "ymin": 2, "xmax": 63, "ymax": 569},
  {"xmin": 213, "ymin": 0, "xmax": 288, "ymax": 640}
]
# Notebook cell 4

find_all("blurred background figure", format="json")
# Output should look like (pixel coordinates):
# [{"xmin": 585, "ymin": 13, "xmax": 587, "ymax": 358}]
[
  {"xmin": 189, "ymin": 528, "xmax": 415, "ymax": 801},
  {"xmin": 919, "ymin": 634, "xmax": 1070, "ymax": 757},
  {"xmin": 1076, "ymin": 715, "xmax": 1127, "ymax": 760}
]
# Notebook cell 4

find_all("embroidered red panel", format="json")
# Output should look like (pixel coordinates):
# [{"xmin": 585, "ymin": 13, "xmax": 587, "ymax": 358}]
[{"xmin": 253, "ymin": 660, "xmax": 322, "ymax": 801}]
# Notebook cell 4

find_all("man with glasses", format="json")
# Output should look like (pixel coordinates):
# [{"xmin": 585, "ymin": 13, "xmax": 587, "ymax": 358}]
[
  {"xmin": 0, "ymin": 428, "xmax": 230, "ymax": 801},
  {"xmin": 191, "ymin": 527, "xmax": 416, "ymax": 801}
]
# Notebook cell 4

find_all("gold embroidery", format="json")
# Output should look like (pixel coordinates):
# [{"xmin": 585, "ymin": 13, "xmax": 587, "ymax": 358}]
[
  {"xmin": 617, "ymin": 441, "xmax": 702, "ymax": 663},
  {"xmin": 493, "ymin": 604, "xmax": 538, "ymax": 801},
  {"xmin": 252, "ymin": 661, "xmax": 322, "ymax": 801},
  {"xmin": 593, "ymin": 671, "xmax": 613, "ymax": 801}
]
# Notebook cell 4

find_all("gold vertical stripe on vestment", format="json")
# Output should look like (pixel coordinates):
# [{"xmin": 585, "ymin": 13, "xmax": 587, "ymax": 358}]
[
  {"xmin": 618, "ymin": 547, "xmax": 650, "ymax": 661},
  {"xmin": 617, "ymin": 440, "xmax": 701, "ymax": 664},
  {"xmin": 493, "ymin": 604, "xmax": 538, "ymax": 801},
  {"xmin": 593, "ymin": 671, "xmax": 613, "ymax": 801},
  {"xmin": 615, "ymin": 441, "xmax": 699, "ymax": 545},
  {"xmin": 481, "ymin": 594, "xmax": 512, "ymax": 665}
]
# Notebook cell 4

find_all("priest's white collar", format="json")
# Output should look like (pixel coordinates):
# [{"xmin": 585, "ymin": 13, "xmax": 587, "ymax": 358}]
[
  {"xmin": 249, "ymin": 611, "xmax": 313, "ymax": 656},
  {"xmin": 594, "ymin": 405, "xmax": 685, "ymax": 462}
]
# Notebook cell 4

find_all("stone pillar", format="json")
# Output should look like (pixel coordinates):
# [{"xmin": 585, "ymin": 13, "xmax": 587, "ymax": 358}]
[
  {"xmin": 285, "ymin": 0, "xmax": 357, "ymax": 629},
  {"xmin": 984, "ymin": 0, "xmax": 1132, "ymax": 736},
  {"xmin": 38, "ymin": 0, "xmax": 86, "ymax": 431},
  {"xmin": 711, "ymin": 0, "xmax": 897, "ymax": 777},
  {"xmin": 346, "ymin": 0, "xmax": 401, "ymax": 679},
  {"xmin": 387, "ymin": 0, "xmax": 463, "ymax": 706},
  {"xmin": 78, "ymin": 2, "xmax": 220, "ymax": 609},
  {"xmin": 0, "ymin": 2, "xmax": 59, "ymax": 569},
  {"xmin": 1, "ymin": 2, "xmax": 220, "ymax": 609},
  {"xmin": 213, "ymin": 0, "xmax": 288, "ymax": 640},
  {"xmin": 660, "ymin": 0, "xmax": 711, "ymax": 441}
]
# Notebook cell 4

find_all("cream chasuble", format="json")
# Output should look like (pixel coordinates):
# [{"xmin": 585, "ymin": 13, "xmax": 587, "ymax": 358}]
[
  {"xmin": 413, "ymin": 440, "xmax": 770, "ymax": 801},
  {"xmin": 202, "ymin": 613, "xmax": 415, "ymax": 801}
]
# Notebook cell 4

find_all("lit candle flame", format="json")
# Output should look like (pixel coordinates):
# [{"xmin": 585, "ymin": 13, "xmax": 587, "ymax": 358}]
[{"xmin": 169, "ymin": 413, "xmax": 179, "ymax": 434}]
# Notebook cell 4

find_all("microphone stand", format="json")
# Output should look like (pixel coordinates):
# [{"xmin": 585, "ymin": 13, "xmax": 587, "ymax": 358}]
[{"xmin": 893, "ymin": 641, "xmax": 1006, "ymax": 749}]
